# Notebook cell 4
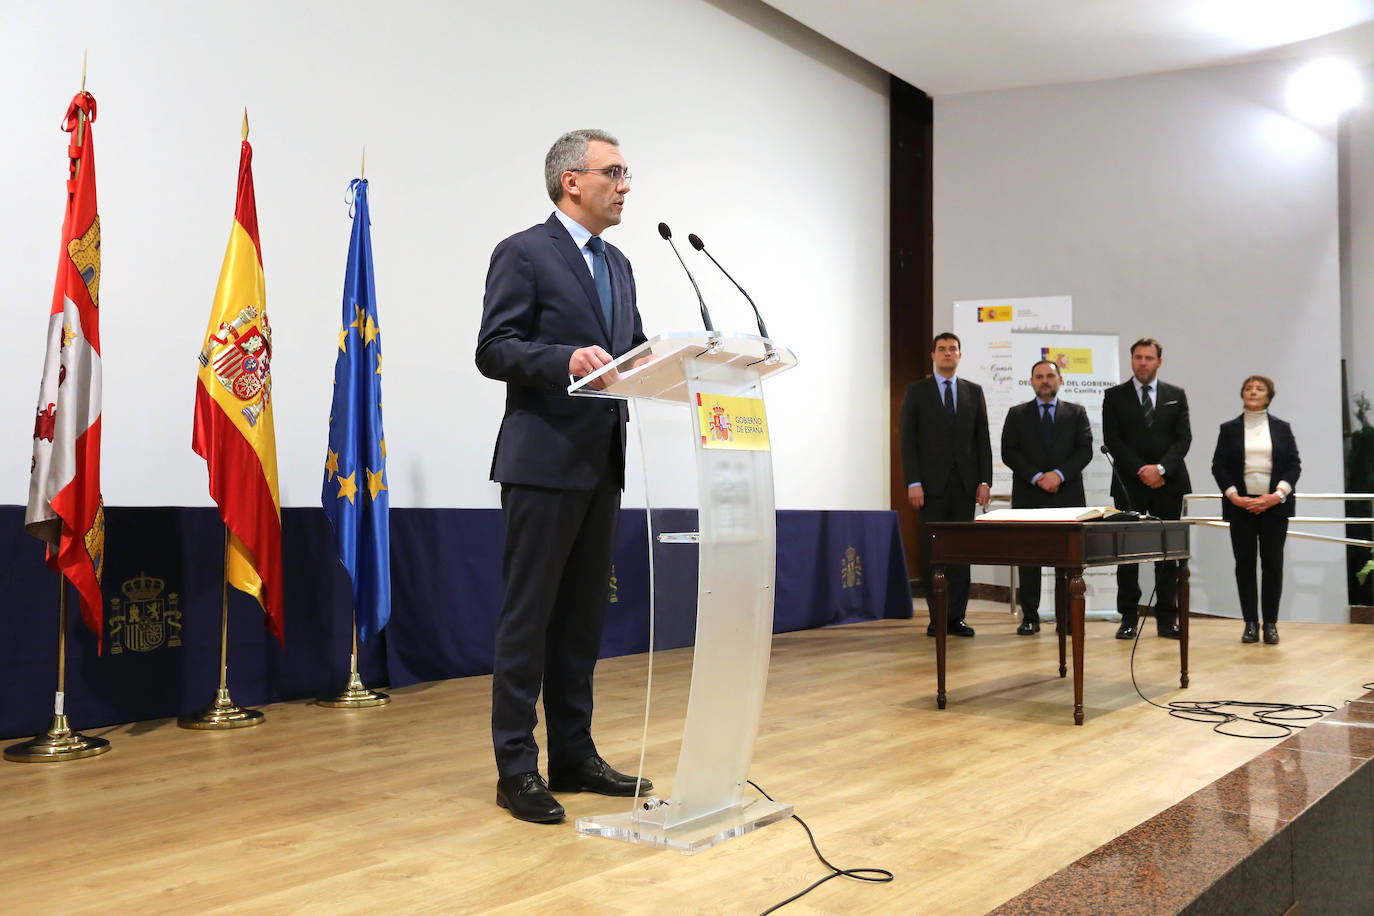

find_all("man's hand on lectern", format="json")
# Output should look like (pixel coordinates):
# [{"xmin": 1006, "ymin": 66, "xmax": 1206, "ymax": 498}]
[{"xmin": 570, "ymin": 345, "xmax": 617, "ymax": 390}]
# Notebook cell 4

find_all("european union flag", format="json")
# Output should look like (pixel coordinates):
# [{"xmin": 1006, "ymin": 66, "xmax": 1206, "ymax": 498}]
[{"xmin": 322, "ymin": 178, "xmax": 390, "ymax": 643}]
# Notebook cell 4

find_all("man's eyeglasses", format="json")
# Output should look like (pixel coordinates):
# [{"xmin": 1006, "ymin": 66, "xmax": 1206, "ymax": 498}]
[{"xmin": 570, "ymin": 165, "xmax": 632, "ymax": 185}]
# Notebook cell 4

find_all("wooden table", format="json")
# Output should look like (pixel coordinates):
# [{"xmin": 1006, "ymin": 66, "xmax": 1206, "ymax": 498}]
[{"xmin": 928, "ymin": 519, "xmax": 1191, "ymax": 725}]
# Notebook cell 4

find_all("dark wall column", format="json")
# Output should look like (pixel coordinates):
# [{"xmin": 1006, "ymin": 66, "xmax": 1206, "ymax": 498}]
[{"xmin": 889, "ymin": 76, "xmax": 934, "ymax": 589}]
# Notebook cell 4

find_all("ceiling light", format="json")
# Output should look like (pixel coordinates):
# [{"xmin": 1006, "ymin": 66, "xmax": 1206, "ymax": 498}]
[{"xmin": 1286, "ymin": 58, "xmax": 1363, "ymax": 124}]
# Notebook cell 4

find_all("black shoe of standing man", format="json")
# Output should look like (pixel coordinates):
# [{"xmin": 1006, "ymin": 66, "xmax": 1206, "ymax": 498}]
[
  {"xmin": 927, "ymin": 620, "xmax": 976, "ymax": 637},
  {"xmin": 1016, "ymin": 616, "xmax": 1040, "ymax": 636},
  {"xmin": 496, "ymin": 772, "xmax": 565, "ymax": 824},
  {"xmin": 548, "ymin": 754, "xmax": 653, "ymax": 797}
]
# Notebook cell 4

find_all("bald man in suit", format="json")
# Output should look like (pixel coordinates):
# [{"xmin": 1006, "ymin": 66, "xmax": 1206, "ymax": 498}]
[{"xmin": 1001, "ymin": 359, "xmax": 1093, "ymax": 634}]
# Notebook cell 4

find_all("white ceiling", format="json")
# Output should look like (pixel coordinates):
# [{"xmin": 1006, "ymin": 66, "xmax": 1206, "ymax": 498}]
[{"xmin": 762, "ymin": 0, "xmax": 1374, "ymax": 96}]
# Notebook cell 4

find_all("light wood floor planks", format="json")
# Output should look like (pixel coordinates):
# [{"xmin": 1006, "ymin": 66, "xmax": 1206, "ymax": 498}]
[{"xmin": 3, "ymin": 600, "xmax": 1372, "ymax": 915}]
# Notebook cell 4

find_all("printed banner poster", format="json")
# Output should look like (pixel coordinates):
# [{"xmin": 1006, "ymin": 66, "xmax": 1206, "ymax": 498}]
[
  {"xmin": 952, "ymin": 295, "xmax": 1073, "ymax": 496},
  {"xmin": 695, "ymin": 392, "xmax": 770, "ymax": 451}
]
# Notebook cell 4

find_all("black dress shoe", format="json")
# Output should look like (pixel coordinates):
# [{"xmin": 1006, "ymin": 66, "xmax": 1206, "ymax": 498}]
[
  {"xmin": 925, "ymin": 622, "xmax": 975, "ymax": 637},
  {"xmin": 1016, "ymin": 617, "xmax": 1040, "ymax": 635},
  {"xmin": 1263, "ymin": 624, "xmax": 1280, "ymax": 645},
  {"xmin": 496, "ymin": 772, "xmax": 565, "ymax": 823},
  {"xmin": 1242, "ymin": 622, "xmax": 1259, "ymax": 643},
  {"xmin": 1115, "ymin": 624, "xmax": 1137, "ymax": 640},
  {"xmin": 1156, "ymin": 619, "xmax": 1181, "ymax": 639},
  {"xmin": 548, "ymin": 755, "xmax": 653, "ymax": 797}
]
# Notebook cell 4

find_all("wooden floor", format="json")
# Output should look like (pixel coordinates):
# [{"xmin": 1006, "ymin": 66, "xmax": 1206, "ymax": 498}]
[{"xmin": 4, "ymin": 601, "xmax": 1373, "ymax": 915}]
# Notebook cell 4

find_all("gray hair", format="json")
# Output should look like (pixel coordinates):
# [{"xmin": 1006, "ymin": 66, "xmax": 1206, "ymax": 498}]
[{"xmin": 545, "ymin": 128, "xmax": 619, "ymax": 203}]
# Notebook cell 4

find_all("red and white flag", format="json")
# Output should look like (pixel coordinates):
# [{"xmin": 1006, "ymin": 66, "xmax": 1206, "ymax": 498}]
[{"xmin": 27, "ymin": 91, "xmax": 106, "ymax": 642}]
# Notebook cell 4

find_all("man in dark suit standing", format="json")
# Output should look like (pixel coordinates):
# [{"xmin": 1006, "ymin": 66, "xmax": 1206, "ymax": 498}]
[
  {"xmin": 1001, "ymin": 360, "xmax": 1093, "ymax": 634},
  {"xmin": 475, "ymin": 129, "xmax": 652, "ymax": 824},
  {"xmin": 1102, "ymin": 337, "xmax": 1192, "ymax": 639},
  {"xmin": 899, "ymin": 332, "xmax": 993, "ymax": 637}
]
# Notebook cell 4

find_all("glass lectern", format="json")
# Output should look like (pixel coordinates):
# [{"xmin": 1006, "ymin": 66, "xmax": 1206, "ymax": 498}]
[{"xmin": 569, "ymin": 331, "xmax": 797, "ymax": 853}]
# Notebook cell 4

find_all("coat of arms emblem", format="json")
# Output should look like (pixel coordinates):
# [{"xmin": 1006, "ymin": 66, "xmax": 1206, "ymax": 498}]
[
  {"xmin": 199, "ymin": 305, "xmax": 273, "ymax": 426},
  {"xmin": 708, "ymin": 404, "xmax": 732, "ymax": 442},
  {"xmin": 841, "ymin": 547, "xmax": 863, "ymax": 590},
  {"xmin": 108, "ymin": 572, "xmax": 182, "ymax": 654}
]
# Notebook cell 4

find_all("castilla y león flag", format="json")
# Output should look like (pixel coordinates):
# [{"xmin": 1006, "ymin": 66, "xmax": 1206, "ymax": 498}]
[
  {"xmin": 191, "ymin": 138, "xmax": 283, "ymax": 644},
  {"xmin": 27, "ymin": 91, "xmax": 106, "ymax": 641}
]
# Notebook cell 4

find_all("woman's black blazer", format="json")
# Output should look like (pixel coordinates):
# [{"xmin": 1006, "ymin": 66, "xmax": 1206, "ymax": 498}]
[{"xmin": 1210, "ymin": 414, "xmax": 1301, "ymax": 522}]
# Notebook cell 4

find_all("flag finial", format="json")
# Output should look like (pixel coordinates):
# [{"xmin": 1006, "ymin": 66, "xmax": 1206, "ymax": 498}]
[
  {"xmin": 361, "ymin": 146, "xmax": 366, "ymax": 180},
  {"xmin": 81, "ymin": 49, "xmax": 87, "ymax": 92},
  {"xmin": 242, "ymin": 108, "xmax": 249, "ymax": 141}
]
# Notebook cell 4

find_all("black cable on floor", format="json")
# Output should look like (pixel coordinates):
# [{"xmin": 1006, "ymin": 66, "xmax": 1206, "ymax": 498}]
[
  {"xmin": 1127, "ymin": 589, "xmax": 1335, "ymax": 738},
  {"xmin": 748, "ymin": 778, "xmax": 893, "ymax": 915}
]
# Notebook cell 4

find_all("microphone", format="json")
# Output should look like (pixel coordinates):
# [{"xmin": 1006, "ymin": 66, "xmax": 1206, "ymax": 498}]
[
  {"xmin": 658, "ymin": 222, "xmax": 716, "ymax": 335},
  {"xmin": 688, "ymin": 232, "xmax": 777, "ymax": 364},
  {"xmin": 1099, "ymin": 445, "xmax": 1143, "ymax": 521}
]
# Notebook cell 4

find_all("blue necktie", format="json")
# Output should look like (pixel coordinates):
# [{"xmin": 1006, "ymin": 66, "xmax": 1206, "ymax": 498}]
[
  {"xmin": 1041, "ymin": 402, "xmax": 1054, "ymax": 443},
  {"xmin": 586, "ymin": 236, "xmax": 613, "ymax": 331},
  {"xmin": 943, "ymin": 379, "xmax": 955, "ymax": 419}
]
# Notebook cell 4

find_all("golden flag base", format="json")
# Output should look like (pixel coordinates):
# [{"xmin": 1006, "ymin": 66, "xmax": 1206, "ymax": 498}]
[
  {"xmin": 180, "ymin": 528, "xmax": 265, "ymax": 730},
  {"xmin": 317, "ymin": 671, "xmax": 390, "ymax": 708},
  {"xmin": 6, "ymin": 574, "xmax": 112, "ymax": 763},
  {"xmin": 4, "ymin": 714, "xmax": 111, "ymax": 763},
  {"xmin": 178, "ymin": 687, "xmax": 265, "ymax": 729}
]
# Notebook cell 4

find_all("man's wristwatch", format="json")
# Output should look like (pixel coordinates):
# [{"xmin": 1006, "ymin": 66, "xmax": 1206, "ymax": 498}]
[
  {"xmin": 1155, "ymin": 464, "xmax": 1165, "ymax": 477},
  {"xmin": 1276, "ymin": 490, "xmax": 1287, "ymax": 503}
]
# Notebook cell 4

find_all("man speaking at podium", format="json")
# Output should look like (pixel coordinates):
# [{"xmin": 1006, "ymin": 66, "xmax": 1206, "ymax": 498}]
[{"xmin": 476, "ymin": 129, "xmax": 651, "ymax": 824}]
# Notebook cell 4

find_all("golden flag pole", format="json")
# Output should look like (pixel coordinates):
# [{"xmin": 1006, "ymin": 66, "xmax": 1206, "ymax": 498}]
[
  {"xmin": 181, "ymin": 111, "xmax": 265, "ymax": 729},
  {"xmin": 5, "ymin": 574, "xmax": 112, "ymax": 762},
  {"xmin": 179, "ymin": 526, "xmax": 265, "ymax": 728},
  {"xmin": 6, "ymin": 54, "xmax": 111, "ymax": 765},
  {"xmin": 317, "ymin": 609, "xmax": 390, "ymax": 708},
  {"xmin": 319, "ymin": 144, "xmax": 389, "ymax": 710}
]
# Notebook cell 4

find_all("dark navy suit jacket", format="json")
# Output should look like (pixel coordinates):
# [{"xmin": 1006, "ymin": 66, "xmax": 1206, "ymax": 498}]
[
  {"xmin": 1001, "ymin": 398, "xmax": 1093, "ymax": 508},
  {"xmin": 1211, "ymin": 413, "xmax": 1301, "ymax": 521},
  {"xmin": 1102, "ymin": 379, "xmax": 1192, "ymax": 502},
  {"xmin": 475, "ymin": 214, "xmax": 646, "ymax": 490},
  {"xmin": 898, "ymin": 375, "xmax": 994, "ymax": 496}
]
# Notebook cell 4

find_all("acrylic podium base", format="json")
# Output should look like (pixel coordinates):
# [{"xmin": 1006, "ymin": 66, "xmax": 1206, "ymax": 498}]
[{"xmin": 576, "ymin": 796, "xmax": 793, "ymax": 854}]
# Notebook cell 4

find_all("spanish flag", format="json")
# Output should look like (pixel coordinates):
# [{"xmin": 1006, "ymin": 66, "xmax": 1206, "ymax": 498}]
[
  {"xmin": 191, "ymin": 137, "xmax": 283, "ymax": 644},
  {"xmin": 26, "ymin": 91, "xmax": 106, "ymax": 642}
]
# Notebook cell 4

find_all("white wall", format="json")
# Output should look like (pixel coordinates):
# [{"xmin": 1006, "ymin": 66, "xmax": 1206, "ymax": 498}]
[
  {"xmin": 933, "ymin": 61, "xmax": 1349, "ymax": 622},
  {"xmin": 1348, "ymin": 66, "xmax": 1374, "ymax": 426},
  {"xmin": 0, "ymin": 0, "xmax": 890, "ymax": 512}
]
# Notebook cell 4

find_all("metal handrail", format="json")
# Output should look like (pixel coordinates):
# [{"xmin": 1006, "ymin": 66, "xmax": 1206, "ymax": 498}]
[
  {"xmin": 1183, "ymin": 491, "xmax": 1373, "ymax": 548},
  {"xmin": 1187, "ymin": 492, "xmax": 1374, "ymax": 500}
]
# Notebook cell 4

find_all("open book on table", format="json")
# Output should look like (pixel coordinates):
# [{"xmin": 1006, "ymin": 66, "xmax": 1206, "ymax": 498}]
[{"xmin": 975, "ymin": 506, "xmax": 1123, "ymax": 522}]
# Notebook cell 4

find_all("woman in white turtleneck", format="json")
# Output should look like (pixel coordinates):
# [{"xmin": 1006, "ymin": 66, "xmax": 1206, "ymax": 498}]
[{"xmin": 1210, "ymin": 375, "xmax": 1302, "ymax": 645}]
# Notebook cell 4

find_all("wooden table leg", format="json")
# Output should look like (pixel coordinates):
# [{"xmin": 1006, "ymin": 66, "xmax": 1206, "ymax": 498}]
[
  {"xmin": 1055, "ymin": 567, "xmax": 1068, "ymax": 678},
  {"xmin": 934, "ymin": 565, "xmax": 948, "ymax": 709},
  {"xmin": 1178, "ymin": 559, "xmax": 1190, "ymax": 689},
  {"xmin": 1070, "ymin": 567, "xmax": 1086, "ymax": 725}
]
